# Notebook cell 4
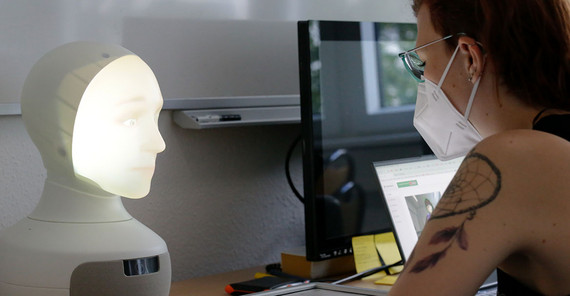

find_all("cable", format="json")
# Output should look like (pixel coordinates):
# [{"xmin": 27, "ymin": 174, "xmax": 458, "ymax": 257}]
[
  {"xmin": 285, "ymin": 134, "xmax": 304, "ymax": 204},
  {"xmin": 331, "ymin": 260, "xmax": 404, "ymax": 285}
]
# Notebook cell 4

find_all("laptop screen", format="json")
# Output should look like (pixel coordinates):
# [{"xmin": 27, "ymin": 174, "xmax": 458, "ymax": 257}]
[{"xmin": 373, "ymin": 155, "xmax": 463, "ymax": 261}]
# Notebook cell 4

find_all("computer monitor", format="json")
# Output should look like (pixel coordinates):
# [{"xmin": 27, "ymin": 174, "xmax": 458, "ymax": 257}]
[{"xmin": 297, "ymin": 20, "xmax": 426, "ymax": 261}]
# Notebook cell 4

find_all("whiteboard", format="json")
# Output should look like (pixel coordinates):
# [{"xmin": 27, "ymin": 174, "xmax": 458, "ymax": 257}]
[{"xmin": 0, "ymin": 0, "xmax": 415, "ymax": 108}]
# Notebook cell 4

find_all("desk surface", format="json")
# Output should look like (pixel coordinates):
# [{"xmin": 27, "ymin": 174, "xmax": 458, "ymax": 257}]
[{"xmin": 170, "ymin": 266, "xmax": 390, "ymax": 296}]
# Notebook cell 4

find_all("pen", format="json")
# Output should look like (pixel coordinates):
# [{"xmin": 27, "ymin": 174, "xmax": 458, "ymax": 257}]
[
  {"xmin": 192, "ymin": 114, "xmax": 242, "ymax": 123},
  {"xmin": 331, "ymin": 260, "xmax": 404, "ymax": 285}
]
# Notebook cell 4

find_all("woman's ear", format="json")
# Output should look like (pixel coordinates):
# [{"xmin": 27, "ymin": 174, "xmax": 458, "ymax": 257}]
[{"xmin": 458, "ymin": 36, "xmax": 485, "ymax": 83}]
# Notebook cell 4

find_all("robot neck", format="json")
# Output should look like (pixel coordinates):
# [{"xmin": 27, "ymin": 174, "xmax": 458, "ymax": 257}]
[{"xmin": 28, "ymin": 179, "xmax": 133, "ymax": 223}]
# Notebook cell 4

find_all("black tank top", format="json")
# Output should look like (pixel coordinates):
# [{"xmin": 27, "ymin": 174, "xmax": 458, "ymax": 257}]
[
  {"xmin": 497, "ymin": 113, "xmax": 570, "ymax": 295},
  {"xmin": 532, "ymin": 113, "xmax": 570, "ymax": 141}
]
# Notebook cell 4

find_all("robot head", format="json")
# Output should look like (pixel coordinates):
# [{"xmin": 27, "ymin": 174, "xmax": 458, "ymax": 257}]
[{"xmin": 21, "ymin": 41, "xmax": 165, "ymax": 199}]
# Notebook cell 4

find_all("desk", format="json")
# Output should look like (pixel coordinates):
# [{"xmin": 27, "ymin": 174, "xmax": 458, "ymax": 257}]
[{"xmin": 170, "ymin": 266, "xmax": 391, "ymax": 296}]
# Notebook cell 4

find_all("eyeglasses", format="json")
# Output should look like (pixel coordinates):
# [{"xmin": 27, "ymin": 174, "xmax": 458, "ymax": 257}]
[{"xmin": 398, "ymin": 35, "xmax": 454, "ymax": 82}]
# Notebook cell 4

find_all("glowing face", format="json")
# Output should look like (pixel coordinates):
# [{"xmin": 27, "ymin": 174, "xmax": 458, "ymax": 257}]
[{"xmin": 72, "ymin": 55, "xmax": 165, "ymax": 199}]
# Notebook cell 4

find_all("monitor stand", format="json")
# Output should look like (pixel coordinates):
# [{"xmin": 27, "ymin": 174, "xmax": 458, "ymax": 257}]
[{"xmin": 281, "ymin": 246, "xmax": 355, "ymax": 279}]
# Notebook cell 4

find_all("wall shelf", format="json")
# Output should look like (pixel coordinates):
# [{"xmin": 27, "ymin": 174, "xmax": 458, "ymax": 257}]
[
  {"xmin": 163, "ymin": 94, "xmax": 299, "ymax": 110},
  {"xmin": 173, "ymin": 106, "xmax": 299, "ymax": 129},
  {"xmin": 0, "ymin": 103, "xmax": 21, "ymax": 115},
  {"xmin": 167, "ymin": 95, "xmax": 300, "ymax": 129}
]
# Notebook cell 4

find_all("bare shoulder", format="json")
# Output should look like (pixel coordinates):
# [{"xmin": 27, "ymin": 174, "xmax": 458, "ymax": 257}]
[
  {"xmin": 473, "ymin": 129, "xmax": 570, "ymax": 205},
  {"xmin": 475, "ymin": 129, "xmax": 569, "ymax": 165},
  {"xmin": 471, "ymin": 129, "xmax": 569, "ymax": 211}
]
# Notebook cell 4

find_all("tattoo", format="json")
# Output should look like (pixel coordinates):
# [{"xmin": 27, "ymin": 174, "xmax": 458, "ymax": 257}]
[
  {"xmin": 409, "ymin": 151, "xmax": 502, "ymax": 273},
  {"xmin": 431, "ymin": 152, "xmax": 502, "ymax": 219}
]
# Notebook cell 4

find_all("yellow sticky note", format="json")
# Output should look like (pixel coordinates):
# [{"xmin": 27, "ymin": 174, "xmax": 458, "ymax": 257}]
[
  {"xmin": 351, "ymin": 235, "xmax": 387, "ymax": 280},
  {"xmin": 352, "ymin": 232, "xmax": 404, "ymax": 284},
  {"xmin": 254, "ymin": 272, "xmax": 274, "ymax": 279},
  {"xmin": 351, "ymin": 235, "xmax": 382, "ymax": 273},
  {"xmin": 374, "ymin": 274, "xmax": 399, "ymax": 286},
  {"xmin": 374, "ymin": 232, "xmax": 404, "ymax": 274}
]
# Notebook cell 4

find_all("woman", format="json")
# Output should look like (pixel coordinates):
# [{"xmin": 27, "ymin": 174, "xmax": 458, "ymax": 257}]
[{"xmin": 390, "ymin": 0, "xmax": 570, "ymax": 295}]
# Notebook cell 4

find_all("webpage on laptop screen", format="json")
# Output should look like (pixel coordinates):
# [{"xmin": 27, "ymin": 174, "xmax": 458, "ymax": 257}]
[{"xmin": 374, "ymin": 157, "xmax": 463, "ymax": 260}]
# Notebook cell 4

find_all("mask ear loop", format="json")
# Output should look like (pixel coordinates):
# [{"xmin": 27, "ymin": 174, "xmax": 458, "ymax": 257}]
[
  {"xmin": 464, "ymin": 76, "xmax": 481, "ymax": 120},
  {"xmin": 438, "ymin": 44, "xmax": 482, "ymax": 121},
  {"xmin": 437, "ymin": 45, "xmax": 461, "ymax": 88},
  {"xmin": 464, "ymin": 50, "xmax": 485, "ymax": 120}
]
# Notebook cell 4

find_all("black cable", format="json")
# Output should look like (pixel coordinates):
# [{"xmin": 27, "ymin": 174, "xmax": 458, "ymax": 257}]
[
  {"xmin": 285, "ymin": 134, "xmax": 304, "ymax": 204},
  {"xmin": 331, "ymin": 260, "xmax": 404, "ymax": 285}
]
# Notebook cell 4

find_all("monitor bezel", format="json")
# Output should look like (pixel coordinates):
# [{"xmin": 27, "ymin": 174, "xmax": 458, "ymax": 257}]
[{"xmin": 298, "ymin": 20, "xmax": 420, "ymax": 261}]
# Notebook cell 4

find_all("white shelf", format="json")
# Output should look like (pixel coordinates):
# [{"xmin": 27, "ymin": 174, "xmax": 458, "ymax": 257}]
[
  {"xmin": 163, "ymin": 95, "xmax": 299, "ymax": 110},
  {"xmin": 167, "ymin": 95, "xmax": 300, "ymax": 129},
  {"xmin": 173, "ymin": 105, "xmax": 300, "ymax": 129},
  {"xmin": 0, "ymin": 103, "xmax": 21, "ymax": 115}
]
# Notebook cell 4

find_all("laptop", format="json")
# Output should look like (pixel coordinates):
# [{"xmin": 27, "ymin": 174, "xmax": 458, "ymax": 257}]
[{"xmin": 372, "ymin": 155, "xmax": 497, "ymax": 292}]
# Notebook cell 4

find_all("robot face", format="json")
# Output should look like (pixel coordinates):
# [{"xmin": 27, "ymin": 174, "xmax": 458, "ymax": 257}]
[{"xmin": 72, "ymin": 55, "xmax": 165, "ymax": 199}]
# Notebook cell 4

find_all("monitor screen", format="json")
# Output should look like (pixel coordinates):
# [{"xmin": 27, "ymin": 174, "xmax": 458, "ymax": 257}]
[{"xmin": 298, "ymin": 20, "xmax": 428, "ymax": 261}]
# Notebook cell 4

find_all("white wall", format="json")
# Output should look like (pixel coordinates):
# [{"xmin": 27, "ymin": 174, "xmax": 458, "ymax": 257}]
[
  {"xmin": 0, "ymin": 0, "xmax": 414, "ymax": 105},
  {"xmin": 0, "ymin": 0, "xmax": 415, "ymax": 281}
]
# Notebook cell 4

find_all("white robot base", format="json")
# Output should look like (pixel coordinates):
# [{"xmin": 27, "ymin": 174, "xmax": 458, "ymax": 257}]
[{"xmin": 0, "ymin": 217, "xmax": 171, "ymax": 296}]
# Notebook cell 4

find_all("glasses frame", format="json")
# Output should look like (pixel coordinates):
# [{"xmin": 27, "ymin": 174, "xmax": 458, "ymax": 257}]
[{"xmin": 398, "ymin": 34, "xmax": 454, "ymax": 82}]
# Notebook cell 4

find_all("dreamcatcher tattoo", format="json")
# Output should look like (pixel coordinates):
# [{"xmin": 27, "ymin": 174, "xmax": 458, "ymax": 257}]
[{"xmin": 409, "ymin": 151, "xmax": 501, "ymax": 273}]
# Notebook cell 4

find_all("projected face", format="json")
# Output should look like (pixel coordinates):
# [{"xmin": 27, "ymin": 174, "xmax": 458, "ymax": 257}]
[{"xmin": 72, "ymin": 55, "xmax": 166, "ymax": 199}]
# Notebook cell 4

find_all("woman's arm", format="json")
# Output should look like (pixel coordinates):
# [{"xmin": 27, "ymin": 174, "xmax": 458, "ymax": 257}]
[{"xmin": 389, "ymin": 134, "xmax": 531, "ymax": 295}]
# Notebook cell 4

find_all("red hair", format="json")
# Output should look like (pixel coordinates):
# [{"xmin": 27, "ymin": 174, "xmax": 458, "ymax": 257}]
[{"xmin": 413, "ymin": 0, "xmax": 570, "ymax": 110}]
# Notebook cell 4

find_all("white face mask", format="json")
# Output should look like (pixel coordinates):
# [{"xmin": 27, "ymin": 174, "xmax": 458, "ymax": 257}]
[{"xmin": 413, "ymin": 45, "xmax": 482, "ymax": 161}]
